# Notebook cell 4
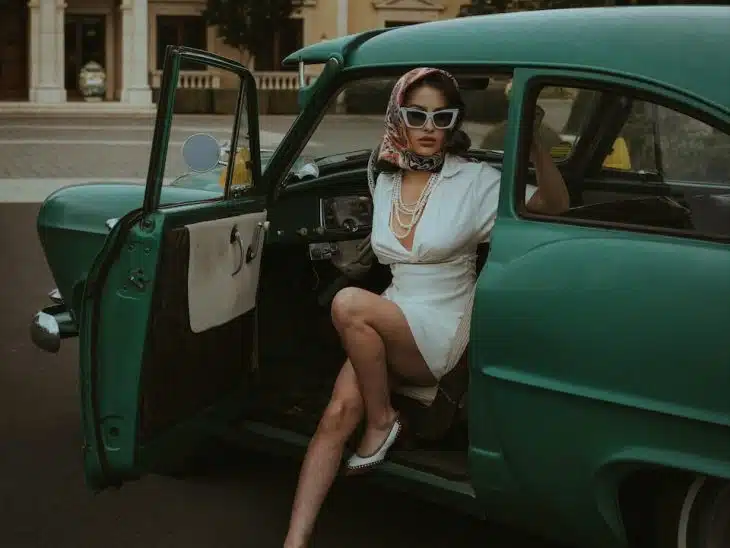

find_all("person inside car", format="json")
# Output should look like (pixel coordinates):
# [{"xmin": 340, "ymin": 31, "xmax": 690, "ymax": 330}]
[{"xmin": 283, "ymin": 67, "xmax": 569, "ymax": 548}]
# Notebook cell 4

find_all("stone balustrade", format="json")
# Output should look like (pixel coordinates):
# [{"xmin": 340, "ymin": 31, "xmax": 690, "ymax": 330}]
[
  {"xmin": 254, "ymin": 71, "xmax": 316, "ymax": 91},
  {"xmin": 149, "ymin": 70, "xmax": 316, "ymax": 91},
  {"xmin": 150, "ymin": 70, "xmax": 222, "ymax": 90}
]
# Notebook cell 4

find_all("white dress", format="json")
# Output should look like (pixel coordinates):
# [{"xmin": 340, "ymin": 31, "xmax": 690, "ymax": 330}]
[{"xmin": 371, "ymin": 154, "xmax": 537, "ymax": 379}]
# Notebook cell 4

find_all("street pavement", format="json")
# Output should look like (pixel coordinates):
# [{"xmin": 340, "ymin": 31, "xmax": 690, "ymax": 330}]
[{"xmin": 0, "ymin": 114, "xmax": 566, "ymax": 547}]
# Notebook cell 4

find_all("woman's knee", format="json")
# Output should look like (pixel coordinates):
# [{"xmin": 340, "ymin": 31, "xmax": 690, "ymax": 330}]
[
  {"xmin": 331, "ymin": 287, "xmax": 368, "ymax": 330},
  {"xmin": 318, "ymin": 395, "xmax": 363, "ymax": 437}
]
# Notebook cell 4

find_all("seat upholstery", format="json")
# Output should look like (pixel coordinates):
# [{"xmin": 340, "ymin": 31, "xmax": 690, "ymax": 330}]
[{"xmin": 392, "ymin": 350, "xmax": 470, "ymax": 441}]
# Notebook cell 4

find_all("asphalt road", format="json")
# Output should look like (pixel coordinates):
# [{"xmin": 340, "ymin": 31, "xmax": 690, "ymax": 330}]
[{"xmin": 0, "ymin": 114, "xmax": 566, "ymax": 547}]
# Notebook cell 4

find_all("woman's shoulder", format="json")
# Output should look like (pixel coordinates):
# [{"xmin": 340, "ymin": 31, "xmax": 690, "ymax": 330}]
[
  {"xmin": 374, "ymin": 170, "xmax": 395, "ymax": 195},
  {"xmin": 442, "ymin": 154, "xmax": 500, "ymax": 185}
]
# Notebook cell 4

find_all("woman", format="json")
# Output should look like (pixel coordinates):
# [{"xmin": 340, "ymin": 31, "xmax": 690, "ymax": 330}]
[{"xmin": 283, "ymin": 68, "xmax": 569, "ymax": 548}]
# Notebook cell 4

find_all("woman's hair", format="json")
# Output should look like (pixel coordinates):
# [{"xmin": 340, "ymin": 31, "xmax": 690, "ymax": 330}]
[{"xmin": 376, "ymin": 72, "xmax": 471, "ymax": 173}]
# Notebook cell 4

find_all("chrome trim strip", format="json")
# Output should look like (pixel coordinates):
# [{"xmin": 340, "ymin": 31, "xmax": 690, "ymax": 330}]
[{"xmin": 48, "ymin": 288, "xmax": 63, "ymax": 304}]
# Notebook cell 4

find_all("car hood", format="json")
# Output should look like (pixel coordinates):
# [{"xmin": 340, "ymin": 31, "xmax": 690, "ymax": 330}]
[{"xmin": 169, "ymin": 148, "xmax": 316, "ymax": 194}]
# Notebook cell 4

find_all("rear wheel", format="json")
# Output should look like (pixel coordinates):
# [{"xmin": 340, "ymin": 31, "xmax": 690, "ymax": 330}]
[{"xmin": 653, "ymin": 475, "xmax": 730, "ymax": 548}]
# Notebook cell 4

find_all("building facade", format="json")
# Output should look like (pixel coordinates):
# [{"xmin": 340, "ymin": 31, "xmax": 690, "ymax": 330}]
[{"xmin": 0, "ymin": 0, "xmax": 496, "ymax": 106}]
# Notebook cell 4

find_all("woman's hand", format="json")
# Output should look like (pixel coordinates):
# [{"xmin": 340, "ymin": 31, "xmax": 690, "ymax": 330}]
[{"xmin": 526, "ymin": 139, "xmax": 570, "ymax": 215}]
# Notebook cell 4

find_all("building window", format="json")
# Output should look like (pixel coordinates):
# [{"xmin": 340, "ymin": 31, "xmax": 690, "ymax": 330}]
[
  {"xmin": 255, "ymin": 18, "xmax": 303, "ymax": 72},
  {"xmin": 384, "ymin": 20, "xmax": 419, "ymax": 28},
  {"xmin": 156, "ymin": 15, "xmax": 207, "ymax": 71}
]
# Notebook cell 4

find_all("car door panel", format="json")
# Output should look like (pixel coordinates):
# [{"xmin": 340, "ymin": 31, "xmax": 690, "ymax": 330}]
[
  {"xmin": 79, "ymin": 46, "xmax": 265, "ymax": 491},
  {"xmin": 186, "ymin": 211, "xmax": 266, "ymax": 334},
  {"xmin": 470, "ymin": 67, "xmax": 730, "ymax": 545},
  {"xmin": 139, "ymin": 205, "xmax": 266, "ymax": 446}
]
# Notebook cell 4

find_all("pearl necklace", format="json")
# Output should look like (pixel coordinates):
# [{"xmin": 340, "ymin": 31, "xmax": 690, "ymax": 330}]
[{"xmin": 390, "ymin": 170, "xmax": 441, "ymax": 239}]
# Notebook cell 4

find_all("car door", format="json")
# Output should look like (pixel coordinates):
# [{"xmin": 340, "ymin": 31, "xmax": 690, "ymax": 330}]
[
  {"xmin": 78, "ymin": 46, "xmax": 268, "ymax": 491},
  {"xmin": 468, "ymin": 68, "xmax": 730, "ymax": 539}
]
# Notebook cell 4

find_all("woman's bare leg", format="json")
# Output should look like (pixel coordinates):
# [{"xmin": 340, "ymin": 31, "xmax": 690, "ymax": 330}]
[
  {"xmin": 283, "ymin": 361, "xmax": 363, "ymax": 548},
  {"xmin": 284, "ymin": 287, "xmax": 435, "ymax": 547},
  {"xmin": 331, "ymin": 287, "xmax": 435, "ymax": 457}
]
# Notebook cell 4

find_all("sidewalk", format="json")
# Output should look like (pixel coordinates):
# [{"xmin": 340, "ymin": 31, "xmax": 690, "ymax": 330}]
[{"xmin": 0, "ymin": 101, "xmax": 156, "ymax": 117}]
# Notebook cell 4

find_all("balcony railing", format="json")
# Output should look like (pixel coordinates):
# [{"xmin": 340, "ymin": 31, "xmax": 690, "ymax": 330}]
[
  {"xmin": 150, "ymin": 70, "xmax": 316, "ymax": 91},
  {"xmin": 254, "ymin": 71, "xmax": 316, "ymax": 91},
  {"xmin": 150, "ymin": 70, "xmax": 222, "ymax": 90}
]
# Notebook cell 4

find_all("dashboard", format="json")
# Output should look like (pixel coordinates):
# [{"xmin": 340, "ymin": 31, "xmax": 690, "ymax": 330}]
[
  {"xmin": 319, "ymin": 195, "xmax": 373, "ymax": 234},
  {"xmin": 263, "ymin": 169, "xmax": 374, "ymax": 246}
]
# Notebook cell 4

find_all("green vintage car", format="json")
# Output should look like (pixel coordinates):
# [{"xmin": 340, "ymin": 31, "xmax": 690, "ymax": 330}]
[{"xmin": 30, "ymin": 6, "xmax": 730, "ymax": 548}]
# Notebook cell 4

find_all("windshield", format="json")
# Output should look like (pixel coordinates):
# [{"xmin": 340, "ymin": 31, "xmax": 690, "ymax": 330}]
[
  {"xmin": 172, "ymin": 72, "xmax": 600, "ymax": 196},
  {"xmin": 297, "ymin": 76, "xmax": 508, "ymax": 161}
]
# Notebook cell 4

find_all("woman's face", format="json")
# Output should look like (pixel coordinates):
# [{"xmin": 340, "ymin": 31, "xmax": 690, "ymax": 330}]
[{"xmin": 402, "ymin": 84, "xmax": 450, "ymax": 157}]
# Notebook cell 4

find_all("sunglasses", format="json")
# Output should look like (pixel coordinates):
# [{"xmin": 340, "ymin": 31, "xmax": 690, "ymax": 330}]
[{"xmin": 400, "ymin": 107, "xmax": 459, "ymax": 130}]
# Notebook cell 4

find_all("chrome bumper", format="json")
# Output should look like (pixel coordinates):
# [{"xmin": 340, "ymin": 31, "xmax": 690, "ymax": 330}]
[{"xmin": 30, "ymin": 289, "xmax": 78, "ymax": 353}]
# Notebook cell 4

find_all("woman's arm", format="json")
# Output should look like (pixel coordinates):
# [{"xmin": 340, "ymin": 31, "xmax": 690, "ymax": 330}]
[{"xmin": 525, "ymin": 140, "xmax": 570, "ymax": 215}]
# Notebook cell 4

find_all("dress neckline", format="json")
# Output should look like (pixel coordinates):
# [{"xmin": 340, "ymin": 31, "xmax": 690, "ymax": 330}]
[{"xmin": 388, "ymin": 171, "xmax": 441, "ymax": 255}]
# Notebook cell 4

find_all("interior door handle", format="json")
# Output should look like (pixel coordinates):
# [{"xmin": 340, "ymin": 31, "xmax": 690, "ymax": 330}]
[
  {"xmin": 245, "ymin": 220, "xmax": 269, "ymax": 264},
  {"xmin": 230, "ymin": 226, "xmax": 244, "ymax": 276}
]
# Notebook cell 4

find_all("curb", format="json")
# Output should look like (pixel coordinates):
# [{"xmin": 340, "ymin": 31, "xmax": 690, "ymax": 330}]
[
  {"xmin": 0, "ymin": 102, "xmax": 156, "ymax": 117},
  {"xmin": 0, "ymin": 112, "xmax": 156, "ymax": 119}
]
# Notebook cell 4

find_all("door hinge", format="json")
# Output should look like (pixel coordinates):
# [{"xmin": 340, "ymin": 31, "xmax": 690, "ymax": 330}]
[{"xmin": 128, "ymin": 268, "xmax": 149, "ymax": 290}]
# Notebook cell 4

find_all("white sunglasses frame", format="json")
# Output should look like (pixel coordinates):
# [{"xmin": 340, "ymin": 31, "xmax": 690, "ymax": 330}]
[{"xmin": 399, "ymin": 107, "xmax": 460, "ymax": 130}]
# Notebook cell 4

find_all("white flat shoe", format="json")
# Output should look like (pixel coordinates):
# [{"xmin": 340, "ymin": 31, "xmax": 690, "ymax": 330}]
[{"xmin": 345, "ymin": 416, "xmax": 402, "ymax": 474}]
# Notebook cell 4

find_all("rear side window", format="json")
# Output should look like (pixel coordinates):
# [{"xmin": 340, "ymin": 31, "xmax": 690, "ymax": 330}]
[
  {"xmin": 608, "ymin": 101, "xmax": 730, "ymax": 185},
  {"xmin": 518, "ymin": 82, "xmax": 730, "ymax": 241}
]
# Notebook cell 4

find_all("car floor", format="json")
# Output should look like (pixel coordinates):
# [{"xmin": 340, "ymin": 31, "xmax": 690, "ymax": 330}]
[{"xmin": 246, "ymin": 350, "xmax": 470, "ymax": 482}]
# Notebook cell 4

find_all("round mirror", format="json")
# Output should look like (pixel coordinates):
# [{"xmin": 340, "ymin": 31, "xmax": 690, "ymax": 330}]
[{"xmin": 181, "ymin": 133, "xmax": 221, "ymax": 173}]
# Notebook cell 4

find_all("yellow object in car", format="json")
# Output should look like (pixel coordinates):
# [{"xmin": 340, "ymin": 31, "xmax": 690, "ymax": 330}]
[
  {"xmin": 549, "ymin": 136, "xmax": 631, "ymax": 170},
  {"xmin": 550, "ymin": 143, "xmax": 573, "ymax": 160},
  {"xmin": 602, "ymin": 137, "xmax": 631, "ymax": 170},
  {"xmin": 218, "ymin": 147, "xmax": 253, "ymax": 189}
]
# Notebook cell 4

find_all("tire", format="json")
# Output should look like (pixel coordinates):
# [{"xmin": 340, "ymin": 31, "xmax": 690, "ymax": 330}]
[{"xmin": 653, "ymin": 474, "xmax": 730, "ymax": 548}]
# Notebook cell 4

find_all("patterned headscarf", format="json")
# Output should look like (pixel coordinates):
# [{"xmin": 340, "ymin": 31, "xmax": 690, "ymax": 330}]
[{"xmin": 377, "ymin": 67, "xmax": 461, "ymax": 172}]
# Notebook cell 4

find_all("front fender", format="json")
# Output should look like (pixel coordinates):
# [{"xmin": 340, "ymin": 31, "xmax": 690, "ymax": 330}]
[{"xmin": 37, "ymin": 182, "xmax": 216, "ymax": 320}]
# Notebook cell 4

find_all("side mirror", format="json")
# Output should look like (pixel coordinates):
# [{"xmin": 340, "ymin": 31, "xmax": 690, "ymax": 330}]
[{"xmin": 181, "ymin": 133, "xmax": 221, "ymax": 173}]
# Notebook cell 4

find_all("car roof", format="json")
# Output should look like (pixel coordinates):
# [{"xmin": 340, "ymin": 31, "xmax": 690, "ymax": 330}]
[{"xmin": 285, "ymin": 6, "xmax": 730, "ymax": 114}]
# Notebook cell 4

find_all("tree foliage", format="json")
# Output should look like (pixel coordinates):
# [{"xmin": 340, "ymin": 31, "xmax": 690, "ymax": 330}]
[
  {"xmin": 460, "ymin": 0, "xmax": 730, "ymax": 14},
  {"xmin": 203, "ymin": 0, "xmax": 303, "ymax": 60}
]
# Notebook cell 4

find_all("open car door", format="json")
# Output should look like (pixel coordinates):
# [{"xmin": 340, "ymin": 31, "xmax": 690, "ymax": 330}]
[{"xmin": 78, "ymin": 46, "xmax": 266, "ymax": 491}]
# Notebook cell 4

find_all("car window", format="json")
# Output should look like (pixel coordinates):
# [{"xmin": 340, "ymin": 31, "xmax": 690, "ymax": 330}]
[
  {"xmin": 479, "ymin": 84, "xmax": 599, "ymax": 161},
  {"xmin": 519, "ymin": 82, "xmax": 730, "ymax": 240},
  {"xmin": 475, "ymin": 85, "xmax": 600, "ymax": 164},
  {"xmin": 161, "ymin": 60, "xmax": 255, "ymax": 203},
  {"xmin": 609, "ymin": 101, "xmax": 730, "ymax": 185}
]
